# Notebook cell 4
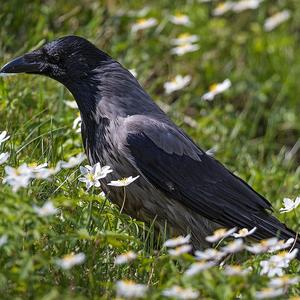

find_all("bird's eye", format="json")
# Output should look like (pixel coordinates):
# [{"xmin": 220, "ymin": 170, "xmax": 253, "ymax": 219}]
[{"xmin": 51, "ymin": 53, "xmax": 60, "ymax": 63}]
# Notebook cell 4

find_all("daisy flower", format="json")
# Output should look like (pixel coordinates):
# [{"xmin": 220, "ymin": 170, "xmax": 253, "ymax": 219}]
[
  {"xmin": 232, "ymin": 0, "xmax": 262, "ymax": 13},
  {"xmin": 168, "ymin": 244, "xmax": 192, "ymax": 256},
  {"xmin": 268, "ymin": 238, "xmax": 295, "ymax": 252},
  {"xmin": 213, "ymin": 2, "xmax": 235, "ymax": 16},
  {"xmin": 164, "ymin": 75, "xmax": 191, "ymax": 94},
  {"xmin": 79, "ymin": 163, "xmax": 112, "ymax": 190},
  {"xmin": 171, "ymin": 43, "xmax": 199, "ymax": 56},
  {"xmin": 260, "ymin": 259, "xmax": 285, "ymax": 277},
  {"xmin": 3, "ymin": 164, "xmax": 33, "ymax": 192},
  {"xmin": 131, "ymin": 18, "xmax": 157, "ymax": 33},
  {"xmin": 162, "ymin": 285, "xmax": 199, "ymax": 299},
  {"xmin": 170, "ymin": 13, "xmax": 191, "ymax": 26},
  {"xmin": 0, "ymin": 131, "xmax": 10, "ymax": 146},
  {"xmin": 205, "ymin": 227, "xmax": 236, "ymax": 243},
  {"xmin": 184, "ymin": 261, "xmax": 216, "ymax": 277},
  {"xmin": 0, "ymin": 235, "xmax": 8, "ymax": 247},
  {"xmin": 232, "ymin": 227, "xmax": 257, "ymax": 238},
  {"xmin": 271, "ymin": 249, "xmax": 298, "ymax": 267},
  {"xmin": 116, "ymin": 280, "xmax": 148, "ymax": 299},
  {"xmin": 115, "ymin": 251, "xmax": 137, "ymax": 265},
  {"xmin": 264, "ymin": 10, "xmax": 290, "ymax": 32},
  {"xmin": 246, "ymin": 237, "xmax": 279, "ymax": 254},
  {"xmin": 202, "ymin": 79, "xmax": 231, "ymax": 101},
  {"xmin": 56, "ymin": 252, "xmax": 86, "ymax": 270},
  {"xmin": 255, "ymin": 288, "xmax": 284, "ymax": 299},
  {"xmin": 221, "ymin": 238, "xmax": 244, "ymax": 254},
  {"xmin": 108, "ymin": 175, "xmax": 139, "ymax": 187},
  {"xmin": 171, "ymin": 33, "xmax": 199, "ymax": 46},
  {"xmin": 195, "ymin": 248, "xmax": 225, "ymax": 261},
  {"xmin": 279, "ymin": 197, "xmax": 300, "ymax": 213},
  {"xmin": 33, "ymin": 201, "xmax": 58, "ymax": 217},
  {"xmin": 163, "ymin": 234, "xmax": 191, "ymax": 248},
  {"xmin": 0, "ymin": 152, "xmax": 9, "ymax": 165},
  {"xmin": 269, "ymin": 275, "xmax": 299, "ymax": 288},
  {"xmin": 223, "ymin": 265, "xmax": 251, "ymax": 276},
  {"xmin": 59, "ymin": 153, "xmax": 86, "ymax": 169}
]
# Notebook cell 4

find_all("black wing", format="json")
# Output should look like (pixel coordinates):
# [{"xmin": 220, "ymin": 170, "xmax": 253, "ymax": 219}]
[{"xmin": 124, "ymin": 115, "xmax": 296, "ymax": 241}]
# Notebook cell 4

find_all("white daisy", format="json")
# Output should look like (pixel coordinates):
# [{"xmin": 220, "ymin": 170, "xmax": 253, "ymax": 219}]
[
  {"xmin": 171, "ymin": 43, "xmax": 199, "ymax": 56},
  {"xmin": 168, "ymin": 244, "xmax": 192, "ymax": 256},
  {"xmin": 205, "ymin": 227, "xmax": 236, "ymax": 243},
  {"xmin": 0, "ymin": 152, "xmax": 9, "ymax": 165},
  {"xmin": 184, "ymin": 261, "xmax": 216, "ymax": 277},
  {"xmin": 108, "ymin": 175, "xmax": 139, "ymax": 187},
  {"xmin": 246, "ymin": 237, "xmax": 279, "ymax": 254},
  {"xmin": 33, "ymin": 201, "xmax": 58, "ymax": 217},
  {"xmin": 162, "ymin": 285, "xmax": 199, "ymax": 299},
  {"xmin": 0, "ymin": 131, "xmax": 10, "ymax": 145},
  {"xmin": 115, "ymin": 251, "xmax": 137, "ymax": 265},
  {"xmin": 223, "ymin": 265, "xmax": 251, "ymax": 276},
  {"xmin": 213, "ymin": 2, "xmax": 235, "ymax": 16},
  {"xmin": 260, "ymin": 259, "xmax": 285, "ymax": 277},
  {"xmin": 56, "ymin": 252, "xmax": 86, "ymax": 270},
  {"xmin": 271, "ymin": 249, "xmax": 298, "ymax": 267},
  {"xmin": 221, "ymin": 239, "xmax": 244, "ymax": 254},
  {"xmin": 3, "ymin": 164, "xmax": 33, "ymax": 192},
  {"xmin": 202, "ymin": 79, "xmax": 231, "ymax": 101},
  {"xmin": 279, "ymin": 197, "xmax": 300, "ymax": 213},
  {"xmin": 164, "ymin": 75, "xmax": 191, "ymax": 94},
  {"xmin": 255, "ymin": 288, "xmax": 285, "ymax": 299},
  {"xmin": 32, "ymin": 163, "xmax": 60, "ymax": 179},
  {"xmin": 264, "ymin": 10, "xmax": 290, "ymax": 32},
  {"xmin": 170, "ymin": 14, "xmax": 191, "ymax": 26},
  {"xmin": 232, "ymin": 0, "xmax": 262, "ymax": 13},
  {"xmin": 269, "ymin": 275, "xmax": 299, "ymax": 288},
  {"xmin": 195, "ymin": 248, "xmax": 225, "ymax": 261},
  {"xmin": 79, "ymin": 163, "xmax": 113, "ymax": 190},
  {"xmin": 232, "ymin": 227, "xmax": 257, "ymax": 238},
  {"xmin": 268, "ymin": 238, "xmax": 295, "ymax": 252},
  {"xmin": 116, "ymin": 280, "xmax": 148, "ymax": 299},
  {"xmin": 171, "ymin": 33, "xmax": 199, "ymax": 46},
  {"xmin": 59, "ymin": 153, "xmax": 86, "ymax": 169},
  {"xmin": 0, "ymin": 235, "xmax": 8, "ymax": 247},
  {"xmin": 163, "ymin": 234, "xmax": 191, "ymax": 248},
  {"xmin": 131, "ymin": 18, "xmax": 157, "ymax": 33}
]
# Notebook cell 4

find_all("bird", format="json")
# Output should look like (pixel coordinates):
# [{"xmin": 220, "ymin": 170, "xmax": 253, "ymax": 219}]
[{"xmin": 1, "ymin": 35, "xmax": 299, "ymax": 251}]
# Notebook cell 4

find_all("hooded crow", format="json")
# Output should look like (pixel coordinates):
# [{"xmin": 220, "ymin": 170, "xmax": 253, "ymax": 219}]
[{"xmin": 1, "ymin": 35, "xmax": 299, "ymax": 251}]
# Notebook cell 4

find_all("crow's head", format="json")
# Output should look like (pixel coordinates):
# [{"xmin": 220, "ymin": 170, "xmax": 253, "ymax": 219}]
[{"xmin": 0, "ymin": 35, "xmax": 111, "ymax": 84}]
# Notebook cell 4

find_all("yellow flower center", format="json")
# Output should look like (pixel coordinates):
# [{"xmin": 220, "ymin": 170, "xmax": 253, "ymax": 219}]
[
  {"xmin": 217, "ymin": 3, "xmax": 226, "ymax": 9},
  {"xmin": 137, "ymin": 18, "xmax": 147, "ymax": 25},
  {"xmin": 209, "ymin": 83, "xmax": 218, "ymax": 92},
  {"xmin": 123, "ymin": 280, "xmax": 135, "ymax": 286},
  {"xmin": 178, "ymin": 33, "xmax": 191, "ymax": 39},
  {"xmin": 213, "ymin": 228, "xmax": 226, "ymax": 236},
  {"xmin": 63, "ymin": 254, "xmax": 75, "ymax": 261}
]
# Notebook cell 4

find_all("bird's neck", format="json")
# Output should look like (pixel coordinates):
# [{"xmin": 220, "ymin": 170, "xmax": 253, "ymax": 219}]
[{"xmin": 66, "ymin": 60, "xmax": 163, "ymax": 124}]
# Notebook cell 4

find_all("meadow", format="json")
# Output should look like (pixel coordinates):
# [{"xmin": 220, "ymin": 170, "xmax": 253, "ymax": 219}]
[{"xmin": 1, "ymin": 0, "xmax": 300, "ymax": 299}]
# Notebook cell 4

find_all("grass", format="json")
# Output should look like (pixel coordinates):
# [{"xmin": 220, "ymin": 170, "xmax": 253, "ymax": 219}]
[{"xmin": 1, "ymin": 0, "xmax": 300, "ymax": 299}]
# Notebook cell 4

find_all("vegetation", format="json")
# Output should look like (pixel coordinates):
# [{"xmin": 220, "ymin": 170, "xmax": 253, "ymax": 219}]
[{"xmin": 0, "ymin": 0, "xmax": 300, "ymax": 299}]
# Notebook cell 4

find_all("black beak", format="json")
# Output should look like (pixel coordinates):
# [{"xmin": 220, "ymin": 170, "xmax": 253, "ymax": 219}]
[{"xmin": 0, "ymin": 55, "xmax": 42, "ymax": 74}]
